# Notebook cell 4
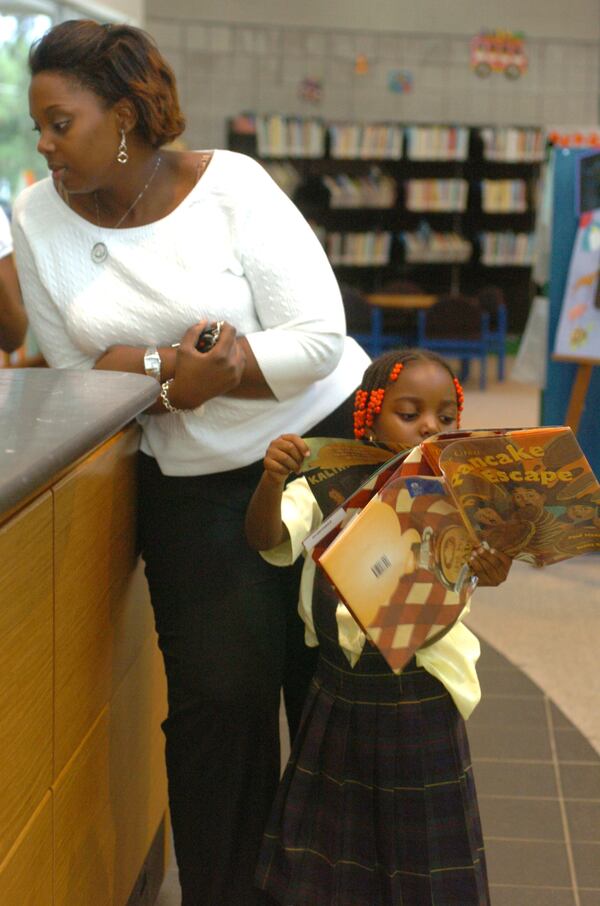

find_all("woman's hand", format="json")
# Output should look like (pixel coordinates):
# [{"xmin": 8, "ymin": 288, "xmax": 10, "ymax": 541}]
[
  {"xmin": 263, "ymin": 434, "xmax": 310, "ymax": 487},
  {"xmin": 469, "ymin": 545, "xmax": 512, "ymax": 587},
  {"xmin": 168, "ymin": 321, "xmax": 246, "ymax": 410}
]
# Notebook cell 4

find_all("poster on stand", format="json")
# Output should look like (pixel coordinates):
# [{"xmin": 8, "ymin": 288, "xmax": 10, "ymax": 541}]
[{"xmin": 553, "ymin": 209, "xmax": 600, "ymax": 363}]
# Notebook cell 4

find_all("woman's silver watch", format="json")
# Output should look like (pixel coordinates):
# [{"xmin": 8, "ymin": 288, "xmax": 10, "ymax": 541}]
[{"xmin": 143, "ymin": 346, "xmax": 162, "ymax": 382}]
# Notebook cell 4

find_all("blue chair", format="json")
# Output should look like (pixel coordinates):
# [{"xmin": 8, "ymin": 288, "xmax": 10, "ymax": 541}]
[
  {"xmin": 476, "ymin": 286, "xmax": 508, "ymax": 381},
  {"xmin": 416, "ymin": 295, "xmax": 492, "ymax": 389},
  {"xmin": 341, "ymin": 284, "xmax": 418, "ymax": 357}
]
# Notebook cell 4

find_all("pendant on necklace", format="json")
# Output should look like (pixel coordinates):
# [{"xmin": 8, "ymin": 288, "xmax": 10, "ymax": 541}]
[{"xmin": 91, "ymin": 241, "xmax": 108, "ymax": 264}]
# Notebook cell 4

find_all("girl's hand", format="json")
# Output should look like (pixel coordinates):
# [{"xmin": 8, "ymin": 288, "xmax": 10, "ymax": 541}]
[
  {"xmin": 168, "ymin": 321, "xmax": 246, "ymax": 409},
  {"xmin": 263, "ymin": 434, "xmax": 310, "ymax": 486},
  {"xmin": 469, "ymin": 545, "xmax": 512, "ymax": 587}
]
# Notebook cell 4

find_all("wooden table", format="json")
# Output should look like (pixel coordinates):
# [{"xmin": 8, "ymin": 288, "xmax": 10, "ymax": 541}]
[{"xmin": 364, "ymin": 293, "xmax": 438, "ymax": 356}]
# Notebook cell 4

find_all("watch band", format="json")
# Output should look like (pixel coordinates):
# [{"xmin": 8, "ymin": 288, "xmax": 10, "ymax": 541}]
[{"xmin": 143, "ymin": 346, "xmax": 162, "ymax": 382}]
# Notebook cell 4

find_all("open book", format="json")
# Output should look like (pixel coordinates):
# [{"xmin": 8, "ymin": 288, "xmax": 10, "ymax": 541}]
[{"xmin": 303, "ymin": 427, "xmax": 600, "ymax": 672}]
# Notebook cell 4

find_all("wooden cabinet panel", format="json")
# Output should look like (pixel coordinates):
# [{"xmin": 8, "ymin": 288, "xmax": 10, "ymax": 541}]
[
  {"xmin": 0, "ymin": 493, "xmax": 53, "ymax": 863},
  {"xmin": 53, "ymin": 427, "xmax": 148, "ymax": 774},
  {"xmin": 110, "ymin": 556, "xmax": 156, "ymax": 696},
  {"xmin": 110, "ymin": 635, "xmax": 168, "ymax": 905},
  {"xmin": 54, "ymin": 710, "xmax": 115, "ymax": 906},
  {"xmin": 0, "ymin": 794, "xmax": 52, "ymax": 906},
  {"xmin": 54, "ymin": 661, "xmax": 167, "ymax": 906}
]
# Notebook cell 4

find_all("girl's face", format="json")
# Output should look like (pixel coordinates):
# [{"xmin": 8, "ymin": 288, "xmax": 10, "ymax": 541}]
[
  {"xmin": 29, "ymin": 71, "xmax": 121, "ymax": 195},
  {"xmin": 371, "ymin": 360, "xmax": 458, "ymax": 447}
]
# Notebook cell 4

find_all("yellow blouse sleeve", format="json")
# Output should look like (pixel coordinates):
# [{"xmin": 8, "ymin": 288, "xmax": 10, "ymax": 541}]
[{"xmin": 260, "ymin": 476, "xmax": 323, "ymax": 649}]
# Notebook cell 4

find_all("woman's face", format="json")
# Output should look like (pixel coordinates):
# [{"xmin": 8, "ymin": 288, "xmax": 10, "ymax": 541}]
[{"xmin": 29, "ymin": 71, "xmax": 121, "ymax": 195}]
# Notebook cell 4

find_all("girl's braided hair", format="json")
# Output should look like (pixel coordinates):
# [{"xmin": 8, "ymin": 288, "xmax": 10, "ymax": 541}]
[{"xmin": 353, "ymin": 348, "xmax": 464, "ymax": 438}]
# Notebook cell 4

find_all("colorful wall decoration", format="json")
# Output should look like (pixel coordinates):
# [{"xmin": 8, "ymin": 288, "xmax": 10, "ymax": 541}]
[
  {"xmin": 470, "ymin": 30, "xmax": 527, "ymax": 79},
  {"xmin": 298, "ymin": 77, "xmax": 323, "ymax": 104},
  {"xmin": 388, "ymin": 70, "xmax": 413, "ymax": 94},
  {"xmin": 354, "ymin": 54, "xmax": 369, "ymax": 75}
]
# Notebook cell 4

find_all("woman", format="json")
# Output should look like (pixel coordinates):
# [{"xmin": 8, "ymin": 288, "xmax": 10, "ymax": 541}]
[
  {"xmin": 12, "ymin": 20, "xmax": 369, "ymax": 906},
  {"xmin": 0, "ymin": 205, "xmax": 27, "ymax": 353}
]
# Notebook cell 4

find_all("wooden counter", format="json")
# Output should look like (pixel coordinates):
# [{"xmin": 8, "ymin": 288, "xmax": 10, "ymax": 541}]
[{"xmin": 0, "ymin": 369, "xmax": 168, "ymax": 906}]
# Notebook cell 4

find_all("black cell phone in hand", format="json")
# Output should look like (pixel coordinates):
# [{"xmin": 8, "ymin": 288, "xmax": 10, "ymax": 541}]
[{"xmin": 195, "ymin": 321, "xmax": 223, "ymax": 352}]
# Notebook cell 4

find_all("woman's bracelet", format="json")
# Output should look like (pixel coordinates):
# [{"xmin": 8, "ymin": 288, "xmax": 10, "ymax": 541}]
[{"xmin": 160, "ymin": 378, "xmax": 184, "ymax": 413}]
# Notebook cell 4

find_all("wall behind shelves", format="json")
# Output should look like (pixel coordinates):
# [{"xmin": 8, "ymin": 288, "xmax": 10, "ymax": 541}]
[{"xmin": 146, "ymin": 0, "xmax": 600, "ymax": 151}]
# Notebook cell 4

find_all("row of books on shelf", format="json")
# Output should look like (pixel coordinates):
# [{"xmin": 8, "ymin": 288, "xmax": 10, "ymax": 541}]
[
  {"xmin": 322, "ymin": 169, "xmax": 398, "ymax": 208},
  {"xmin": 326, "ymin": 231, "xmax": 393, "ymax": 265},
  {"xmin": 329, "ymin": 123, "xmax": 403, "ymax": 160},
  {"xmin": 314, "ymin": 227, "xmax": 535, "ymax": 266},
  {"xmin": 404, "ymin": 126, "xmax": 469, "ymax": 161},
  {"xmin": 479, "ymin": 231, "xmax": 535, "ymax": 265},
  {"xmin": 402, "ymin": 230, "xmax": 472, "ymax": 263},
  {"xmin": 405, "ymin": 179, "xmax": 468, "ymax": 212},
  {"xmin": 236, "ymin": 114, "xmax": 544, "ymax": 162},
  {"xmin": 256, "ymin": 115, "xmax": 326, "ymax": 158},
  {"xmin": 480, "ymin": 127, "xmax": 544, "ymax": 162},
  {"xmin": 263, "ymin": 162, "xmax": 532, "ymax": 215},
  {"xmin": 481, "ymin": 179, "xmax": 528, "ymax": 213}
]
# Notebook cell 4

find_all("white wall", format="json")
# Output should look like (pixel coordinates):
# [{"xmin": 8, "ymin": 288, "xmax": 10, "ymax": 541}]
[
  {"xmin": 147, "ymin": 0, "xmax": 600, "ymax": 41},
  {"xmin": 144, "ymin": 0, "xmax": 600, "ymax": 149},
  {"xmin": 69, "ymin": 0, "xmax": 144, "ymax": 24}
]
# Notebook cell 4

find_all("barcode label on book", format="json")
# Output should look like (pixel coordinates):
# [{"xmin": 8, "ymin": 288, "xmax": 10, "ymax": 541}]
[{"xmin": 370, "ymin": 554, "xmax": 392, "ymax": 578}]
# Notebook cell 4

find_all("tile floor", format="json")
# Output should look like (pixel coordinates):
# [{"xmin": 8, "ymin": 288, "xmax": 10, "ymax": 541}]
[
  {"xmin": 471, "ymin": 640, "xmax": 600, "ymax": 906},
  {"xmin": 156, "ymin": 641, "xmax": 600, "ymax": 906}
]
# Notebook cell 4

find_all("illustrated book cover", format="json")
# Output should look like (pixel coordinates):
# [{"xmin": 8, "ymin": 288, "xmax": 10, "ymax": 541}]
[{"xmin": 311, "ymin": 426, "xmax": 600, "ymax": 672}]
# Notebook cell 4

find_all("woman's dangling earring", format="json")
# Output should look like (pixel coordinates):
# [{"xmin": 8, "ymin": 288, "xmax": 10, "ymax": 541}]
[{"xmin": 117, "ymin": 129, "xmax": 128, "ymax": 164}]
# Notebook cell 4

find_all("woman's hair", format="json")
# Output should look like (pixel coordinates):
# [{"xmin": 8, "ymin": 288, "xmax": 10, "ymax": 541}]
[
  {"xmin": 29, "ymin": 20, "xmax": 185, "ymax": 148},
  {"xmin": 353, "ymin": 348, "xmax": 465, "ymax": 438}
]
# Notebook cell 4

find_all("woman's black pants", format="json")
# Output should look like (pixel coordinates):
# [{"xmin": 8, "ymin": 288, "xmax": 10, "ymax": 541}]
[{"xmin": 137, "ymin": 396, "xmax": 354, "ymax": 905}]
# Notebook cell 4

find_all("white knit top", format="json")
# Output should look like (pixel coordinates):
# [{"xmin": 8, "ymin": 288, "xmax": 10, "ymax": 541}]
[
  {"xmin": 0, "ymin": 207, "xmax": 12, "ymax": 259},
  {"xmin": 12, "ymin": 150, "xmax": 370, "ymax": 474}
]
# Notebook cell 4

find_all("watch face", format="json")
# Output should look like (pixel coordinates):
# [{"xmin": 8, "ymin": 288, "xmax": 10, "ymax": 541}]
[{"xmin": 144, "ymin": 349, "xmax": 161, "ymax": 380}]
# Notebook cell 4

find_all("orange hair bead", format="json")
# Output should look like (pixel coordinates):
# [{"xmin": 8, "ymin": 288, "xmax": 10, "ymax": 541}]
[
  {"xmin": 353, "ymin": 358, "xmax": 465, "ymax": 438},
  {"xmin": 453, "ymin": 377, "xmax": 464, "ymax": 427}
]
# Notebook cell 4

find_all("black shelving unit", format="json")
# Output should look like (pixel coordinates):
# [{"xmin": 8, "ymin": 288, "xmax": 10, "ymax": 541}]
[{"xmin": 228, "ymin": 119, "xmax": 543, "ymax": 334}]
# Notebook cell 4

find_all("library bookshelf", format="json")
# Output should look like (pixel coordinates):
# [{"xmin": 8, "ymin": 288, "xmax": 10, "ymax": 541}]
[{"xmin": 228, "ymin": 116, "xmax": 543, "ymax": 334}]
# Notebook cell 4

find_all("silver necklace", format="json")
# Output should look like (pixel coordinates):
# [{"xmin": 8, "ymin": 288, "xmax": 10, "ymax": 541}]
[{"xmin": 91, "ymin": 154, "xmax": 162, "ymax": 264}]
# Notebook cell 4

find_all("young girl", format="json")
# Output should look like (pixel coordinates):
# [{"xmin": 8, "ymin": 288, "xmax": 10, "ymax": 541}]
[{"xmin": 245, "ymin": 349, "xmax": 512, "ymax": 906}]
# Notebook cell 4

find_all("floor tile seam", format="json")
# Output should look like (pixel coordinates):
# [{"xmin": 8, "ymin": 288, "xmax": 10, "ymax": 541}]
[
  {"xmin": 474, "ymin": 756, "xmax": 554, "ymax": 764},
  {"xmin": 557, "ymin": 759, "xmax": 600, "ymax": 766},
  {"xmin": 475, "ymin": 755, "xmax": 600, "ymax": 765},
  {"xmin": 485, "ymin": 833, "xmax": 569, "ymax": 844},
  {"xmin": 545, "ymin": 694, "xmax": 582, "ymax": 906},
  {"xmin": 479, "ymin": 793, "xmax": 600, "ymax": 803},
  {"xmin": 477, "ymin": 692, "xmax": 546, "ymax": 700},
  {"xmin": 489, "ymin": 882, "xmax": 574, "ymax": 889},
  {"xmin": 489, "ymin": 884, "xmax": 600, "ymax": 895}
]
